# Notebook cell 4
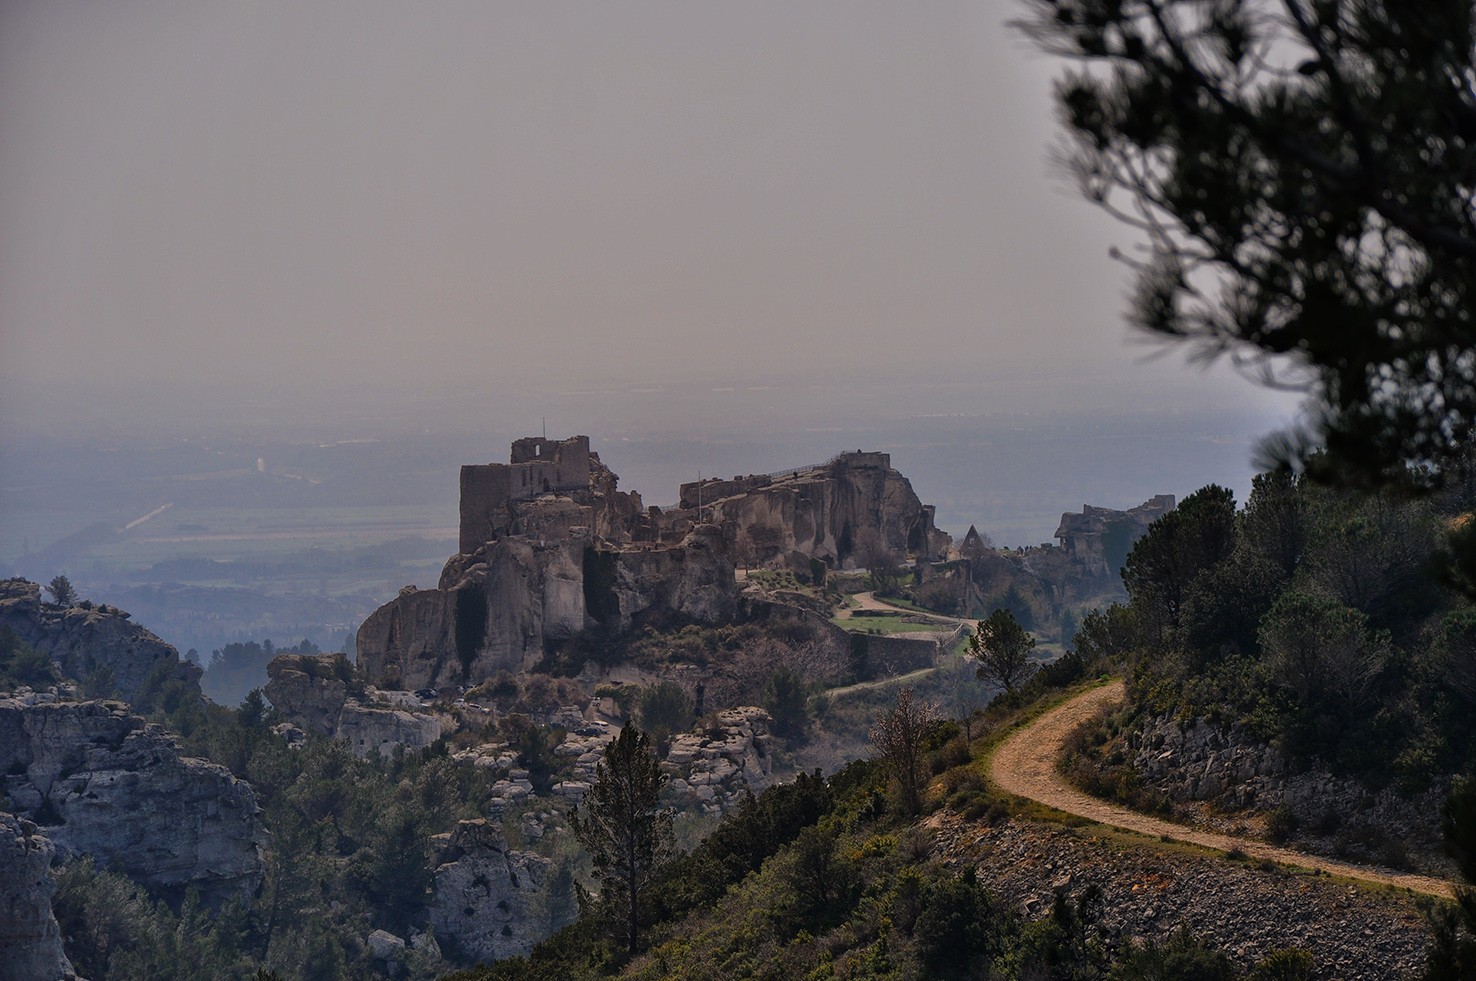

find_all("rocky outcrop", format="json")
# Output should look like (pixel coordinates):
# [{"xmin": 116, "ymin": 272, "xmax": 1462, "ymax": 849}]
[
  {"xmin": 0, "ymin": 812, "xmax": 78, "ymax": 981},
  {"xmin": 1132, "ymin": 714, "xmax": 1290, "ymax": 806},
  {"xmin": 1051, "ymin": 496, "xmax": 1176, "ymax": 578},
  {"xmin": 675, "ymin": 451, "xmax": 951, "ymax": 568},
  {"xmin": 357, "ymin": 526, "xmax": 738, "ymax": 691},
  {"xmin": 359, "ymin": 438, "xmax": 945, "ymax": 690},
  {"xmin": 263, "ymin": 653, "xmax": 441, "ymax": 757},
  {"xmin": 0, "ymin": 578, "xmax": 201, "ymax": 703},
  {"xmin": 428, "ymin": 819, "xmax": 554, "ymax": 962},
  {"xmin": 0, "ymin": 696, "xmax": 264, "ymax": 906},
  {"xmin": 932, "ymin": 814, "xmax": 1431, "ymax": 980},
  {"xmin": 662, "ymin": 706, "xmax": 774, "ymax": 815},
  {"xmin": 1130, "ymin": 712, "xmax": 1448, "ymax": 873}
]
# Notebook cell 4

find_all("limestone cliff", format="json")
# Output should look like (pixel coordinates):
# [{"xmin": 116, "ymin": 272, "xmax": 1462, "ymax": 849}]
[
  {"xmin": 0, "ymin": 696, "xmax": 264, "ymax": 906},
  {"xmin": 676, "ymin": 451, "xmax": 951, "ymax": 568},
  {"xmin": 263, "ymin": 652, "xmax": 441, "ymax": 757},
  {"xmin": 0, "ymin": 812, "xmax": 78, "ymax": 981},
  {"xmin": 428, "ymin": 819, "xmax": 555, "ymax": 962},
  {"xmin": 0, "ymin": 578, "xmax": 201, "ymax": 703},
  {"xmin": 357, "ymin": 526, "xmax": 737, "ymax": 690}
]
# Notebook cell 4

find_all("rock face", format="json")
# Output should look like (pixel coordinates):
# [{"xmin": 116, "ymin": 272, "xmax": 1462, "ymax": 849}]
[
  {"xmin": 428, "ymin": 819, "xmax": 553, "ymax": 962},
  {"xmin": 1130, "ymin": 712, "xmax": 1449, "ymax": 872},
  {"xmin": 0, "ymin": 696, "xmax": 264, "ymax": 906},
  {"xmin": 0, "ymin": 812, "xmax": 78, "ymax": 981},
  {"xmin": 263, "ymin": 653, "xmax": 441, "ymax": 757},
  {"xmin": 675, "ymin": 451, "xmax": 952, "ymax": 568},
  {"xmin": 661, "ymin": 706, "xmax": 775, "ymax": 815},
  {"xmin": 0, "ymin": 578, "xmax": 201, "ymax": 703},
  {"xmin": 1051, "ymin": 496, "xmax": 1176, "ymax": 578},
  {"xmin": 358, "ymin": 525, "xmax": 739, "ymax": 691}
]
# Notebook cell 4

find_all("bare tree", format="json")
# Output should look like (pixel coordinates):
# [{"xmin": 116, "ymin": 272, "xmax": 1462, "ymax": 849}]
[
  {"xmin": 857, "ymin": 529, "xmax": 905, "ymax": 596},
  {"xmin": 869, "ymin": 687, "xmax": 937, "ymax": 816}
]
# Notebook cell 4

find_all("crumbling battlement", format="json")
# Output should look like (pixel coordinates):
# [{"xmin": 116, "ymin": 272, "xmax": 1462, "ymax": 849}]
[
  {"xmin": 1053, "ymin": 494, "xmax": 1176, "ymax": 577},
  {"xmin": 460, "ymin": 436, "xmax": 595, "ymax": 552},
  {"xmin": 679, "ymin": 474, "xmax": 773, "ymax": 511}
]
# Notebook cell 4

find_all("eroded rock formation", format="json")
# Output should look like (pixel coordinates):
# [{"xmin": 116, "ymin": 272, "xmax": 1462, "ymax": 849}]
[
  {"xmin": 1051, "ymin": 495, "xmax": 1176, "ymax": 578},
  {"xmin": 0, "ymin": 578, "xmax": 201, "ymax": 703},
  {"xmin": 263, "ymin": 652, "xmax": 441, "ymax": 757},
  {"xmin": 0, "ymin": 696, "xmax": 264, "ymax": 906},
  {"xmin": 674, "ymin": 451, "xmax": 952, "ymax": 568},
  {"xmin": 0, "ymin": 812, "xmax": 78, "ymax": 981},
  {"xmin": 428, "ymin": 819, "xmax": 555, "ymax": 962}
]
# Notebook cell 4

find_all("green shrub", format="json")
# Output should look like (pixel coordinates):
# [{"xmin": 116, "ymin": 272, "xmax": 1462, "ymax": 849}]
[{"xmin": 1266, "ymin": 803, "xmax": 1298, "ymax": 844}]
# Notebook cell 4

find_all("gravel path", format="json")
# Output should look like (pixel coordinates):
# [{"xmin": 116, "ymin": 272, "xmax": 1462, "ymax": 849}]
[{"xmin": 987, "ymin": 680, "xmax": 1456, "ymax": 900}]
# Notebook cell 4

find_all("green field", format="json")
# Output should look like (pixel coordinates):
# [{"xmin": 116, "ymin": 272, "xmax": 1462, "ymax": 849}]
[{"xmin": 835, "ymin": 615, "xmax": 951, "ymax": 635}]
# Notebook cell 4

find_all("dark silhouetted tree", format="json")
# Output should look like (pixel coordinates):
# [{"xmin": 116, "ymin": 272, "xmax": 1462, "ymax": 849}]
[
  {"xmin": 1122, "ymin": 485, "xmax": 1237, "ymax": 648},
  {"xmin": 1018, "ymin": 0, "xmax": 1476, "ymax": 489},
  {"xmin": 46, "ymin": 575, "xmax": 77, "ymax": 607},
  {"xmin": 763, "ymin": 665, "xmax": 808, "ymax": 741},
  {"xmin": 570, "ymin": 725, "xmax": 672, "ymax": 954},
  {"xmin": 968, "ymin": 608, "xmax": 1037, "ymax": 695}
]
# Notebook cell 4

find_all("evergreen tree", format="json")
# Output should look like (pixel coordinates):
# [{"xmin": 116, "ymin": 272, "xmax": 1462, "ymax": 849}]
[
  {"xmin": 570, "ymin": 725, "xmax": 672, "ymax": 954},
  {"xmin": 46, "ymin": 575, "xmax": 78, "ymax": 607},
  {"xmin": 969, "ymin": 608, "xmax": 1037, "ymax": 695},
  {"xmin": 1018, "ymin": 0, "xmax": 1476, "ymax": 487}
]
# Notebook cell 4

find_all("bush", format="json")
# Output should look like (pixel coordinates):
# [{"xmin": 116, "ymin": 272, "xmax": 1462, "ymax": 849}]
[
  {"xmin": 1266, "ymin": 803, "xmax": 1298, "ymax": 844},
  {"xmin": 639, "ymin": 681, "xmax": 695, "ymax": 736},
  {"xmin": 1250, "ymin": 948, "xmax": 1314, "ymax": 980}
]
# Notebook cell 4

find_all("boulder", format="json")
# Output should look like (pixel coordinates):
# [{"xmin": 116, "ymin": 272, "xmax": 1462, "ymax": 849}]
[{"xmin": 429, "ymin": 819, "xmax": 553, "ymax": 962}]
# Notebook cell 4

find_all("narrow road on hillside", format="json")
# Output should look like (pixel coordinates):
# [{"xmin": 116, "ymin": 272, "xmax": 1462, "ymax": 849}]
[{"xmin": 987, "ymin": 680, "xmax": 1456, "ymax": 899}]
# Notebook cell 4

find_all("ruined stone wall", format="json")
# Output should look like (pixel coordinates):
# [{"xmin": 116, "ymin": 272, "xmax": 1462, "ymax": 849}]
[
  {"xmin": 460, "ymin": 465, "xmax": 514, "ymax": 553},
  {"xmin": 832, "ymin": 450, "xmax": 890, "ymax": 470},
  {"xmin": 679, "ymin": 474, "xmax": 773, "ymax": 510},
  {"xmin": 459, "ymin": 437, "xmax": 595, "ymax": 552}
]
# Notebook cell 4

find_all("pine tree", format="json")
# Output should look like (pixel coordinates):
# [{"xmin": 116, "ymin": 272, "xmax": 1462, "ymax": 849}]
[{"xmin": 570, "ymin": 726, "xmax": 672, "ymax": 953}]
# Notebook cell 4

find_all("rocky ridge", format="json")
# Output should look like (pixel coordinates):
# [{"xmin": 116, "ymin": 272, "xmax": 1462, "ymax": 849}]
[
  {"xmin": 0, "ymin": 578, "xmax": 200, "ymax": 703},
  {"xmin": 0, "ymin": 694, "xmax": 264, "ymax": 906}
]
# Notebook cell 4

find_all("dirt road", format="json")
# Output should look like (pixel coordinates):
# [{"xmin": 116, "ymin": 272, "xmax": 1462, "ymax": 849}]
[{"xmin": 987, "ymin": 680, "xmax": 1456, "ymax": 899}]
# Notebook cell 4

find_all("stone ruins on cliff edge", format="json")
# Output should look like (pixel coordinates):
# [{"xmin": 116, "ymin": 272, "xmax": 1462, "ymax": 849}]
[{"xmin": 355, "ymin": 435, "xmax": 952, "ymax": 692}]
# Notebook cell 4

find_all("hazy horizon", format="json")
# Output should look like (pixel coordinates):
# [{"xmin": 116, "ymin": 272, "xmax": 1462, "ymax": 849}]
[{"xmin": 1, "ymin": 1, "xmax": 1304, "ymax": 447}]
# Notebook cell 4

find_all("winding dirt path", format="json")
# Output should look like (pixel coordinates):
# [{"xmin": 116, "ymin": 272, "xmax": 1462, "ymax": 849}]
[{"xmin": 987, "ymin": 680, "xmax": 1456, "ymax": 899}]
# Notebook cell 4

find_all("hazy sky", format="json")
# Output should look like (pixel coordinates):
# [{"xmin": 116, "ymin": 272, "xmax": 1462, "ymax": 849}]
[{"xmin": 0, "ymin": 1, "xmax": 1302, "ymax": 433}]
